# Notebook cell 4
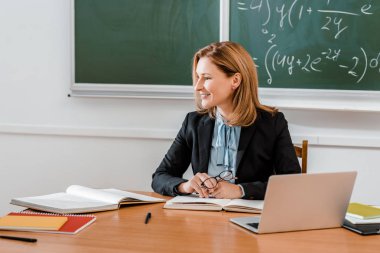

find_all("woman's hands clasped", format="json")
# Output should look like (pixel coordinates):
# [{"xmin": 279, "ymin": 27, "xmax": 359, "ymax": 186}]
[
  {"xmin": 177, "ymin": 172, "xmax": 211, "ymax": 198},
  {"xmin": 177, "ymin": 172, "xmax": 242, "ymax": 199}
]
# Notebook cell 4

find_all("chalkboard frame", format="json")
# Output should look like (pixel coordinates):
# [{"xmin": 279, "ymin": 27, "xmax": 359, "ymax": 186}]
[{"xmin": 70, "ymin": 0, "xmax": 380, "ymax": 111}]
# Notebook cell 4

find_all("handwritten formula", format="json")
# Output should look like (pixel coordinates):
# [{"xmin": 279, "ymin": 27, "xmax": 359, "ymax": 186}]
[{"xmin": 231, "ymin": 0, "xmax": 380, "ymax": 90}]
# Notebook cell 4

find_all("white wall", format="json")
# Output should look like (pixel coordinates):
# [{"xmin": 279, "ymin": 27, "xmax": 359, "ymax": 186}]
[{"xmin": 0, "ymin": 0, "xmax": 379, "ymax": 215}]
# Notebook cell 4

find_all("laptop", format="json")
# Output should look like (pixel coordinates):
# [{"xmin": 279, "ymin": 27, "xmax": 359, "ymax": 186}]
[{"xmin": 230, "ymin": 171, "xmax": 357, "ymax": 234}]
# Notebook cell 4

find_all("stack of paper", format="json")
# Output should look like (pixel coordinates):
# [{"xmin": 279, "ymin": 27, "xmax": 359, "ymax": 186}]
[{"xmin": 344, "ymin": 203, "xmax": 380, "ymax": 235}]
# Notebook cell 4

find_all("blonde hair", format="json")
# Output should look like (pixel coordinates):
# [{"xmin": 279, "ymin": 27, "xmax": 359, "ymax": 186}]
[{"xmin": 192, "ymin": 41, "xmax": 277, "ymax": 126}]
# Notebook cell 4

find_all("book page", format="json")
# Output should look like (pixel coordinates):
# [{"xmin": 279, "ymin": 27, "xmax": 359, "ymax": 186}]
[
  {"xmin": 102, "ymin": 189, "xmax": 165, "ymax": 203},
  {"xmin": 66, "ymin": 185, "xmax": 165, "ymax": 204},
  {"xmin": 66, "ymin": 185, "xmax": 122, "ymax": 204},
  {"xmin": 11, "ymin": 193, "xmax": 116, "ymax": 213},
  {"xmin": 224, "ymin": 199, "xmax": 264, "ymax": 209},
  {"xmin": 166, "ymin": 196, "xmax": 232, "ymax": 206},
  {"xmin": 345, "ymin": 215, "xmax": 380, "ymax": 224}
]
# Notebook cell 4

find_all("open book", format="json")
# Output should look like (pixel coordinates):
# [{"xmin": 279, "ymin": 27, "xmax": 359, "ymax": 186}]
[
  {"xmin": 10, "ymin": 185, "xmax": 165, "ymax": 214},
  {"xmin": 164, "ymin": 196, "xmax": 263, "ymax": 213}
]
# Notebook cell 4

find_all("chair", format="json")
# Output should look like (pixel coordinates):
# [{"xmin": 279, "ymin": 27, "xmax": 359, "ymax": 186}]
[{"xmin": 294, "ymin": 140, "xmax": 308, "ymax": 174}]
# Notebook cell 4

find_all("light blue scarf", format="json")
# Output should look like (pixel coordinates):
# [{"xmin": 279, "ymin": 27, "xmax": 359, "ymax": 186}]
[{"xmin": 215, "ymin": 112, "xmax": 240, "ymax": 171}]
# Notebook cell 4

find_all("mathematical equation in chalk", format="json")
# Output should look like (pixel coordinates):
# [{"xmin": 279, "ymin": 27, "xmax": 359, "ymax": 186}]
[
  {"xmin": 234, "ymin": 0, "xmax": 379, "ymax": 85},
  {"xmin": 262, "ymin": 45, "xmax": 380, "ymax": 85}
]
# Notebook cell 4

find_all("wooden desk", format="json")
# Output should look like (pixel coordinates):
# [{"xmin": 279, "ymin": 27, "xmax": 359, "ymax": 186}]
[{"xmin": 1, "ymin": 192, "xmax": 379, "ymax": 253}]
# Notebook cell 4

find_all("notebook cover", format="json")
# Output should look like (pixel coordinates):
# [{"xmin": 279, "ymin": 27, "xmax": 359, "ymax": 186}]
[
  {"xmin": 343, "ymin": 219, "xmax": 380, "ymax": 235},
  {"xmin": 347, "ymin": 203, "xmax": 380, "ymax": 219},
  {"xmin": 8, "ymin": 211, "xmax": 96, "ymax": 234},
  {"xmin": 0, "ymin": 215, "xmax": 67, "ymax": 230}
]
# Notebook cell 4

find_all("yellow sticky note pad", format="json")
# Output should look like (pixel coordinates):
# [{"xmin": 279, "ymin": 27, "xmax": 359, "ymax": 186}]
[{"xmin": 0, "ymin": 215, "xmax": 67, "ymax": 230}]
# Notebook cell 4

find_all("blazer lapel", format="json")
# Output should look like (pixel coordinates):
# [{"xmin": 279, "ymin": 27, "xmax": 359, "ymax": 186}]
[
  {"xmin": 197, "ymin": 116, "xmax": 214, "ymax": 173},
  {"xmin": 236, "ymin": 123, "xmax": 257, "ymax": 171}
]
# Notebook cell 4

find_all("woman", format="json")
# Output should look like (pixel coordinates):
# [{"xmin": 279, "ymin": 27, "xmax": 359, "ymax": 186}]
[{"xmin": 152, "ymin": 41, "xmax": 300, "ymax": 200}]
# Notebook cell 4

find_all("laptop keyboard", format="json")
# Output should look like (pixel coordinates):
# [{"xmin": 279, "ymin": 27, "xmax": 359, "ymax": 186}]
[{"xmin": 247, "ymin": 222, "xmax": 259, "ymax": 229}]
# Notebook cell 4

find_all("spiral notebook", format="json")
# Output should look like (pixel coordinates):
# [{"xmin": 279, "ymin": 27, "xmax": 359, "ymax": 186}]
[{"xmin": 7, "ymin": 211, "xmax": 96, "ymax": 234}]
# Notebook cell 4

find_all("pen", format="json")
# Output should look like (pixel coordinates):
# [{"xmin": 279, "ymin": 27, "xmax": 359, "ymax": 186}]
[
  {"xmin": 145, "ymin": 212, "xmax": 151, "ymax": 224},
  {"xmin": 0, "ymin": 235, "xmax": 37, "ymax": 243}
]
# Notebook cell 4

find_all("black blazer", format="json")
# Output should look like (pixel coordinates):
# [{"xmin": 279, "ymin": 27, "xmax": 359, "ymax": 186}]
[{"xmin": 151, "ymin": 110, "xmax": 301, "ymax": 199}]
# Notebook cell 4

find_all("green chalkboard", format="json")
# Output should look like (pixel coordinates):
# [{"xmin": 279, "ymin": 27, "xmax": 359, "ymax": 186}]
[
  {"xmin": 230, "ymin": 0, "xmax": 380, "ymax": 91},
  {"xmin": 75, "ymin": 0, "xmax": 219, "ymax": 85}
]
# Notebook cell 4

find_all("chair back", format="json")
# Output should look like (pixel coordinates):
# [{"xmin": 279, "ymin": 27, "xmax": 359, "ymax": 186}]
[{"xmin": 294, "ymin": 140, "xmax": 308, "ymax": 174}]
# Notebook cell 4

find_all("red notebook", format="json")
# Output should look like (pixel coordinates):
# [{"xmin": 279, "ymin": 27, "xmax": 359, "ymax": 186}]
[{"xmin": 8, "ymin": 211, "xmax": 96, "ymax": 234}]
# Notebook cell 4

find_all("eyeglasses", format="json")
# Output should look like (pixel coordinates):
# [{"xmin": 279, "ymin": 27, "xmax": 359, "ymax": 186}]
[{"xmin": 200, "ymin": 170, "xmax": 236, "ymax": 190}]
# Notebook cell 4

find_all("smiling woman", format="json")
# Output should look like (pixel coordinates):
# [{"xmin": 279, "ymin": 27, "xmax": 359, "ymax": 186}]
[
  {"xmin": 151, "ymin": 41, "xmax": 301, "ymax": 200},
  {"xmin": 192, "ymin": 42, "xmax": 277, "ymax": 127},
  {"xmin": 194, "ymin": 57, "xmax": 240, "ymax": 119}
]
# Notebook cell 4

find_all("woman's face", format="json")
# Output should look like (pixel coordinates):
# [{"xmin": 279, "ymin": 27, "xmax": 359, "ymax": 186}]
[{"xmin": 194, "ymin": 57, "xmax": 238, "ymax": 116}]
